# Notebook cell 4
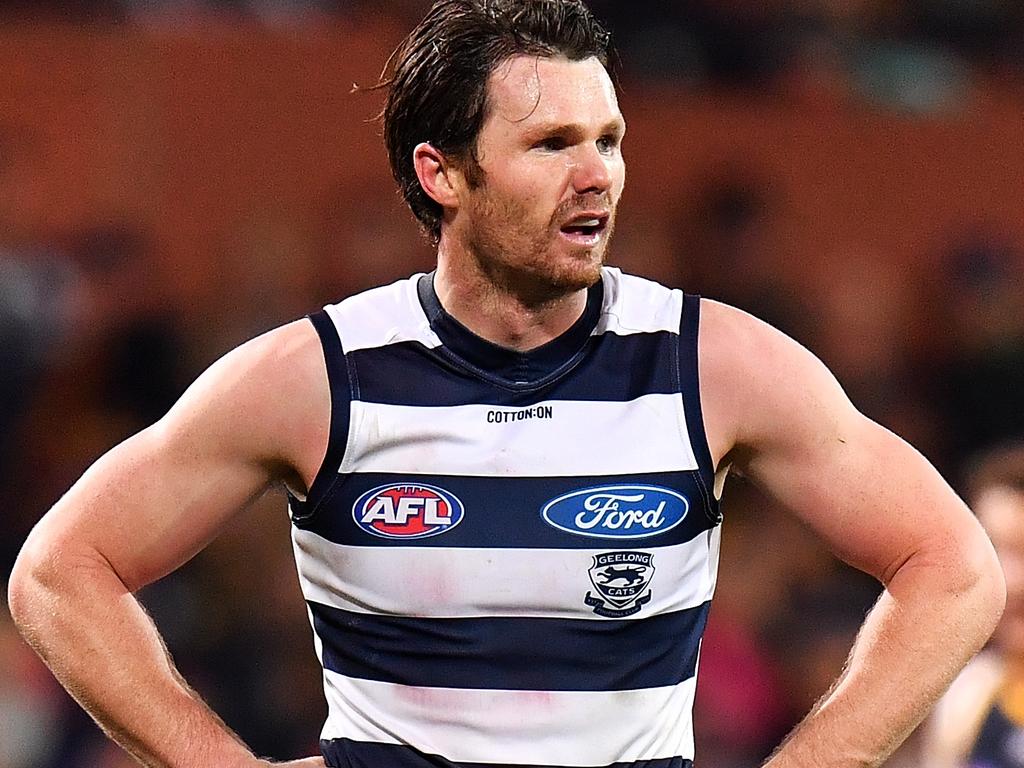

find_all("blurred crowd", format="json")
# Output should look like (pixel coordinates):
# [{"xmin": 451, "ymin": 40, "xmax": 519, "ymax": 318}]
[
  {"xmin": 6, "ymin": 0, "xmax": 1024, "ymax": 105},
  {"xmin": 2, "ymin": 2, "xmax": 1024, "ymax": 767}
]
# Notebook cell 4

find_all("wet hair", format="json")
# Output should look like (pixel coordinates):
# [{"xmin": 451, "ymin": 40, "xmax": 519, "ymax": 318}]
[
  {"xmin": 382, "ymin": 0, "xmax": 613, "ymax": 242},
  {"xmin": 964, "ymin": 443, "xmax": 1024, "ymax": 503}
]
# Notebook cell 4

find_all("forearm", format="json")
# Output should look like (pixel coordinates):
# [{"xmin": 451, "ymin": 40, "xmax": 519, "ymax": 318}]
[
  {"xmin": 763, "ymin": 540, "xmax": 1005, "ymax": 768},
  {"xmin": 8, "ymin": 543, "xmax": 258, "ymax": 768}
]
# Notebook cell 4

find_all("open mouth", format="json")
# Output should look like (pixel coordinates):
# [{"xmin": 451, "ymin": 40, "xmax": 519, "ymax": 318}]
[{"xmin": 559, "ymin": 214, "xmax": 609, "ymax": 245}]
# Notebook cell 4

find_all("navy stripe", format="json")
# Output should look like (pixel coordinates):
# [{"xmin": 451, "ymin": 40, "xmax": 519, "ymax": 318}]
[
  {"xmin": 293, "ymin": 471, "xmax": 718, "ymax": 549},
  {"xmin": 310, "ymin": 600, "xmax": 710, "ymax": 691},
  {"xmin": 417, "ymin": 271, "xmax": 606, "ymax": 383},
  {"xmin": 321, "ymin": 739, "xmax": 692, "ymax": 768},
  {"xmin": 346, "ymin": 331, "xmax": 678, "ymax": 407},
  {"xmin": 678, "ymin": 295, "xmax": 720, "ymax": 524},
  {"xmin": 292, "ymin": 311, "xmax": 352, "ymax": 518}
]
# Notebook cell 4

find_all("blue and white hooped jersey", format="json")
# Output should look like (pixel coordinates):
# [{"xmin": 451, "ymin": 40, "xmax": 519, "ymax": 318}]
[{"xmin": 289, "ymin": 267, "xmax": 722, "ymax": 768}]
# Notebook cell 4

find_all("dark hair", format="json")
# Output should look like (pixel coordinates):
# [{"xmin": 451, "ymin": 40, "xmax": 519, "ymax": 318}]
[{"xmin": 382, "ymin": 0, "xmax": 613, "ymax": 242}]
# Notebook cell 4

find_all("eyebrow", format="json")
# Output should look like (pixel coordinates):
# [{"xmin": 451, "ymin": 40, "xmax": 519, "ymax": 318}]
[{"xmin": 522, "ymin": 118, "xmax": 626, "ymax": 141}]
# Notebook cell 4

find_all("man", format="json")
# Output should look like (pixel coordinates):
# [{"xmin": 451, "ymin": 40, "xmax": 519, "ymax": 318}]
[
  {"xmin": 925, "ymin": 444, "xmax": 1024, "ymax": 767},
  {"xmin": 7, "ymin": 2, "xmax": 1006, "ymax": 767}
]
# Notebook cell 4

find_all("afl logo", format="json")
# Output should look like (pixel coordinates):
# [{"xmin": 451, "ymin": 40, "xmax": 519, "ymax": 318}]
[
  {"xmin": 541, "ymin": 485, "xmax": 688, "ymax": 539},
  {"xmin": 353, "ymin": 483, "xmax": 465, "ymax": 540}
]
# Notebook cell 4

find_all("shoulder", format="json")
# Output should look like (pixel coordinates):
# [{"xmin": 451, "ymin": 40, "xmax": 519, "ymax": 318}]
[
  {"xmin": 600, "ymin": 266, "xmax": 677, "ymax": 304},
  {"xmin": 597, "ymin": 267, "xmax": 683, "ymax": 335},
  {"xmin": 154, "ymin": 317, "xmax": 329, "ymax": 493},
  {"xmin": 322, "ymin": 274, "xmax": 434, "ymax": 353},
  {"xmin": 697, "ymin": 297, "xmax": 822, "ymax": 375},
  {"xmin": 696, "ymin": 298, "xmax": 856, "ymax": 467},
  {"xmin": 183, "ymin": 318, "xmax": 325, "ymax": 412}
]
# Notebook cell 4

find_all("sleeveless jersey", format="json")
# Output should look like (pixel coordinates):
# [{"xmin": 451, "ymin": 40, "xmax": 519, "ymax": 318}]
[{"xmin": 289, "ymin": 267, "xmax": 722, "ymax": 768}]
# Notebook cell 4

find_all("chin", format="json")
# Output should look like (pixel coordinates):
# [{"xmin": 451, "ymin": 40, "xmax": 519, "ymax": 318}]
[
  {"xmin": 507, "ymin": 260, "xmax": 600, "ymax": 306},
  {"xmin": 542, "ymin": 254, "xmax": 604, "ymax": 293},
  {"xmin": 476, "ymin": 232, "xmax": 608, "ymax": 300}
]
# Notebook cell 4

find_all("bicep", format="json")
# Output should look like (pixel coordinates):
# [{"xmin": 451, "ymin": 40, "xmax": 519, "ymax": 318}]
[
  {"xmin": 36, "ymin": 420, "xmax": 271, "ymax": 593},
  {"xmin": 744, "ymin": 408, "xmax": 970, "ymax": 582},
  {"xmin": 702, "ymin": 300, "xmax": 975, "ymax": 584}
]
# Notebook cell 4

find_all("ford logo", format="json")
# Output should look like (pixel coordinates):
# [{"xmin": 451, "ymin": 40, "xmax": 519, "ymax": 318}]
[{"xmin": 541, "ymin": 485, "xmax": 689, "ymax": 539}]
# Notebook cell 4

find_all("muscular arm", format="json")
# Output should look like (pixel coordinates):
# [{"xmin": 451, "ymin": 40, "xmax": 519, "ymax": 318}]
[
  {"xmin": 699, "ymin": 300, "xmax": 1006, "ymax": 767},
  {"xmin": 7, "ymin": 320, "xmax": 330, "ymax": 768}
]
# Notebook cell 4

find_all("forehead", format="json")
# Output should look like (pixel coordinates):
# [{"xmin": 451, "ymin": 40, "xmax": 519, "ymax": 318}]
[{"xmin": 483, "ymin": 54, "xmax": 621, "ymax": 134}]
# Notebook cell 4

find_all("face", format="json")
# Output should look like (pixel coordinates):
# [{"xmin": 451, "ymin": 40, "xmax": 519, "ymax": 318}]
[
  {"xmin": 449, "ymin": 55, "xmax": 626, "ymax": 301},
  {"xmin": 976, "ymin": 487, "xmax": 1024, "ymax": 657}
]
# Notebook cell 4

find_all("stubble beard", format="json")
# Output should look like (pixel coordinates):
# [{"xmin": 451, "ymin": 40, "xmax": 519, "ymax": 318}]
[{"xmin": 466, "ymin": 189, "xmax": 615, "ymax": 308}]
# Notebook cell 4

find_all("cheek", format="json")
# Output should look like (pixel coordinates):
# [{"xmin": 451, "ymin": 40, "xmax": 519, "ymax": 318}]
[
  {"xmin": 469, "ymin": 187, "xmax": 541, "ymax": 250},
  {"xmin": 612, "ymin": 160, "xmax": 627, "ymax": 196},
  {"xmin": 490, "ymin": 182, "xmax": 554, "ymax": 227},
  {"xmin": 506, "ymin": 159, "xmax": 566, "ymax": 201}
]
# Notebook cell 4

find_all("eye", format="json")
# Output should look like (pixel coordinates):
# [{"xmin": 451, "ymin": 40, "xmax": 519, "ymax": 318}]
[
  {"xmin": 533, "ymin": 136, "xmax": 569, "ymax": 151},
  {"xmin": 597, "ymin": 134, "xmax": 620, "ymax": 154}
]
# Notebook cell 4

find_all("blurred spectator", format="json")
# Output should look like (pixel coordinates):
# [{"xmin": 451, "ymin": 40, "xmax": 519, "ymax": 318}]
[
  {"xmin": 590, "ymin": 1, "xmax": 802, "ymax": 86},
  {"xmin": 0, "ymin": 248, "xmax": 79, "ymax": 453},
  {"xmin": 1, "ymin": 225, "xmax": 189, "ymax": 569},
  {"xmin": 924, "ymin": 444, "xmax": 1024, "ymax": 767},
  {"xmin": 935, "ymin": 232, "xmax": 1024, "ymax": 479},
  {"xmin": 674, "ymin": 168, "xmax": 810, "ymax": 341},
  {"xmin": 902, "ymin": 0, "xmax": 1024, "ymax": 65},
  {"xmin": 0, "ymin": 248, "xmax": 83, "ymax": 568}
]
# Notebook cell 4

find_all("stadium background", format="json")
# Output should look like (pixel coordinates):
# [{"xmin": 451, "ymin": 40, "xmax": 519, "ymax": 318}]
[{"xmin": 1, "ymin": 1, "xmax": 1022, "ymax": 765}]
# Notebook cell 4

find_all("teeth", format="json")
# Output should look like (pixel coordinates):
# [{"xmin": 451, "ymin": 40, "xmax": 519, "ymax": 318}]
[{"xmin": 576, "ymin": 219, "xmax": 600, "ymax": 227}]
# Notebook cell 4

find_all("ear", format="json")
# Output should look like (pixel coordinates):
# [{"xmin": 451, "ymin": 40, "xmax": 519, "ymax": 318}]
[{"xmin": 413, "ymin": 142, "xmax": 460, "ymax": 210}]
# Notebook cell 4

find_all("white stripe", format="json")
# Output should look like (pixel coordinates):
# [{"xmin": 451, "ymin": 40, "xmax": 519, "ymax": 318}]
[
  {"xmin": 325, "ymin": 269, "xmax": 683, "ymax": 355},
  {"xmin": 320, "ymin": 670, "xmax": 695, "ymax": 765},
  {"xmin": 595, "ymin": 268, "xmax": 684, "ymax": 337},
  {"xmin": 342, "ymin": 394, "xmax": 696, "ymax": 477},
  {"xmin": 325, "ymin": 274, "xmax": 441, "ymax": 353},
  {"xmin": 293, "ymin": 529, "xmax": 717, "ymax": 619}
]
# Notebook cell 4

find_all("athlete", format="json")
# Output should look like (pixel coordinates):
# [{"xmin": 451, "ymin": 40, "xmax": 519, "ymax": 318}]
[
  {"xmin": 7, "ymin": 2, "xmax": 1006, "ymax": 767},
  {"xmin": 925, "ymin": 444, "xmax": 1024, "ymax": 768}
]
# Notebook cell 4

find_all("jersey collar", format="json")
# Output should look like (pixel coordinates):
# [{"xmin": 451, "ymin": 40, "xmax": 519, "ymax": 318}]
[{"xmin": 417, "ymin": 271, "xmax": 604, "ymax": 385}]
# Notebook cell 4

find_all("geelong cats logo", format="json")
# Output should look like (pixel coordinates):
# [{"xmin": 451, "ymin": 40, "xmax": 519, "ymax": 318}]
[{"xmin": 585, "ymin": 551, "xmax": 655, "ymax": 618}]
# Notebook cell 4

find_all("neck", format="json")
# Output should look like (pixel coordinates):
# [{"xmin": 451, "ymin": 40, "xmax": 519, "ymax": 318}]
[{"xmin": 434, "ymin": 240, "xmax": 592, "ymax": 353}]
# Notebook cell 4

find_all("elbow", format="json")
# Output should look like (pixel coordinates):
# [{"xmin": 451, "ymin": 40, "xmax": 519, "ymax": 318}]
[
  {"xmin": 10, "ymin": 521, "xmax": 129, "ymax": 638},
  {"xmin": 8, "ymin": 525, "xmax": 83, "ymax": 641},
  {"xmin": 8, "ymin": 529, "xmax": 54, "ymax": 637},
  {"xmin": 956, "ymin": 526, "xmax": 1007, "ymax": 646},
  {"xmin": 981, "ymin": 549, "xmax": 1007, "ymax": 636},
  {"xmin": 894, "ymin": 521, "xmax": 1007, "ymax": 652}
]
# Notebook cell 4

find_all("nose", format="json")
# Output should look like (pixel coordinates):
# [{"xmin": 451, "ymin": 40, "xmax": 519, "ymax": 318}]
[{"xmin": 570, "ymin": 143, "xmax": 614, "ymax": 196}]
